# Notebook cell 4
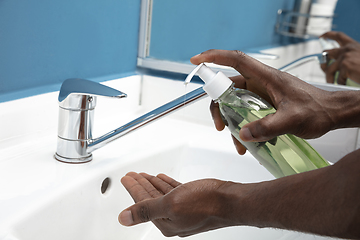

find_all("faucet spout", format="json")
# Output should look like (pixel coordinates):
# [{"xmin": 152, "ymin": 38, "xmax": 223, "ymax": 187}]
[
  {"xmin": 55, "ymin": 78, "xmax": 207, "ymax": 163},
  {"xmin": 88, "ymin": 87, "xmax": 206, "ymax": 153}
]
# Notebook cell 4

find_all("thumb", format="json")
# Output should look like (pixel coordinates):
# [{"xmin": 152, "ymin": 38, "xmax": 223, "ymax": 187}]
[
  {"xmin": 239, "ymin": 111, "xmax": 289, "ymax": 142},
  {"xmin": 119, "ymin": 198, "xmax": 165, "ymax": 226}
]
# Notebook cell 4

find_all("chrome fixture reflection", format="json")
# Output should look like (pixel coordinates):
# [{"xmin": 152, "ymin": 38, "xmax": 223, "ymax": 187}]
[
  {"xmin": 55, "ymin": 78, "xmax": 207, "ymax": 163},
  {"xmin": 278, "ymin": 52, "xmax": 327, "ymax": 72}
]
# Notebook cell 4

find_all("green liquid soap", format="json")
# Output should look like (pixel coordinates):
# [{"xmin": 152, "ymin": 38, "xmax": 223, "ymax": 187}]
[
  {"xmin": 218, "ymin": 87, "xmax": 330, "ymax": 178},
  {"xmin": 185, "ymin": 63, "xmax": 331, "ymax": 178}
]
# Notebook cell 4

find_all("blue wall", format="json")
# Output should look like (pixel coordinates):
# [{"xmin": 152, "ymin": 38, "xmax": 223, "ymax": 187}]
[
  {"xmin": 149, "ymin": 0, "xmax": 294, "ymax": 62},
  {"xmin": 0, "ymin": 0, "xmax": 358, "ymax": 102},
  {"xmin": 149, "ymin": 0, "xmax": 360, "ymax": 62},
  {"xmin": 333, "ymin": 0, "xmax": 360, "ymax": 42},
  {"xmin": 0, "ymin": 0, "xmax": 140, "ymax": 102}
]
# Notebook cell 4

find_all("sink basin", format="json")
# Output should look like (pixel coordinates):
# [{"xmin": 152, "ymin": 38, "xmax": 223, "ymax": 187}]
[
  {"xmin": 2, "ymin": 137, "xmax": 340, "ymax": 240},
  {"xmin": 0, "ymin": 139, "xmax": 337, "ymax": 240},
  {"xmin": 0, "ymin": 75, "xmax": 351, "ymax": 240},
  {"xmin": 3, "ymin": 142, "xmax": 274, "ymax": 240}
]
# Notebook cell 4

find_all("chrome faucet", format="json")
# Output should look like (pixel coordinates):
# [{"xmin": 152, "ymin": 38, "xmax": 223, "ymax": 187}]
[
  {"xmin": 55, "ymin": 52, "xmax": 327, "ymax": 163},
  {"xmin": 55, "ymin": 78, "xmax": 207, "ymax": 163}
]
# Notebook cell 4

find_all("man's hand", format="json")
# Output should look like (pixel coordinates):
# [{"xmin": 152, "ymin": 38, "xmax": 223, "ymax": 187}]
[
  {"xmin": 321, "ymin": 31, "xmax": 360, "ymax": 85},
  {"xmin": 190, "ymin": 50, "xmax": 338, "ymax": 154},
  {"xmin": 118, "ymin": 172, "xmax": 236, "ymax": 237},
  {"xmin": 119, "ymin": 151, "xmax": 360, "ymax": 239}
]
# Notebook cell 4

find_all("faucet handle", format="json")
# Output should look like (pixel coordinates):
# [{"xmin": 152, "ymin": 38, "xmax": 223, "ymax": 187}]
[
  {"xmin": 59, "ymin": 78, "xmax": 127, "ymax": 102},
  {"xmin": 58, "ymin": 78, "xmax": 127, "ymax": 109}
]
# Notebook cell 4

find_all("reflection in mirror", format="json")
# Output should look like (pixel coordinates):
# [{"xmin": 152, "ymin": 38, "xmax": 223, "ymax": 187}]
[{"xmin": 138, "ymin": 0, "xmax": 360, "ymax": 88}]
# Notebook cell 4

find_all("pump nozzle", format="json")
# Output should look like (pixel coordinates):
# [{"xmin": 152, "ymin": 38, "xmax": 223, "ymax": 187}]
[
  {"xmin": 184, "ymin": 63, "xmax": 232, "ymax": 100},
  {"xmin": 185, "ymin": 63, "xmax": 203, "ymax": 85}
]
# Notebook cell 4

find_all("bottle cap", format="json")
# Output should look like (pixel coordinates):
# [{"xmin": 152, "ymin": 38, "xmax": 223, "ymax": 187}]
[{"xmin": 185, "ymin": 63, "xmax": 232, "ymax": 99}]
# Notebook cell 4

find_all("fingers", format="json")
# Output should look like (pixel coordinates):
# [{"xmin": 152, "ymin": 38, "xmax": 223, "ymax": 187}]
[
  {"xmin": 209, "ymin": 101, "xmax": 247, "ymax": 155},
  {"xmin": 324, "ymin": 59, "xmax": 340, "ymax": 83},
  {"xmin": 121, "ymin": 176, "xmax": 152, "ymax": 202},
  {"xmin": 239, "ymin": 110, "xmax": 291, "ymax": 142},
  {"xmin": 337, "ymin": 68, "xmax": 348, "ymax": 85},
  {"xmin": 190, "ymin": 49, "xmax": 270, "ymax": 81},
  {"xmin": 322, "ymin": 51, "xmax": 350, "ymax": 85},
  {"xmin": 321, "ymin": 31, "xmax": 356, "ymax": 46},
  {"xmin": 119, "ymin": 198, "xmax": 165, "ymax": 226},
  {"xmin": 325, "ymin": 48, "xmax": 344, "ymax": 61},
  {"xmin": 322, "ymin": 48, "xmax": 345, "ymax": 84},
  {"xmin": 140, "ymin": 172, "xmax": 180, "ymax": 194},
  {"xmin": 121, "ymin": 172, "xmax": 163, "ymax": 202},
  {"xmin": 119, "ymin": 172, "xmax": 181, "ymax": 226},
  {"xmin": 229, "ymin": 75, "xmax": 247, "ymax": 89},
  {"xmin": 210, "ymin": 101, "xmax": 226, "ymax": 131},
  {"xmin": 157, "ymin": 173, "xmax": 182, "ymax": 188},
  {"xmin": 231, "ymin": 135, "xmax": 247, "ymax": 155},
  {"xmin": 209, "ymin": 75, "xmax": 247, "ymax": 132}
]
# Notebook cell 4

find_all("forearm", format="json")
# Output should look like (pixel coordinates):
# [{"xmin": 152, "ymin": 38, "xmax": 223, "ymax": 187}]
[
  {"xmin": 222, "ymin": 149, "xmax": 360, "ymax": 239},
  {"xmin": 328, "ymin": 90, "xmax": 360, "ymax": 130}
]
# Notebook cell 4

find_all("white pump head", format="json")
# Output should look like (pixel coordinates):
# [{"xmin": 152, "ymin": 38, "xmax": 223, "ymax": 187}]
[{"xmin": 185, "ymin": 63, "xmax": 232, "ymax": 100}]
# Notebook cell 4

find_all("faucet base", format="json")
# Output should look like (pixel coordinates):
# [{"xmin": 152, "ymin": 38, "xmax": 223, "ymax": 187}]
[{"xmin": 54, "ymin": 153, "xmax": 93, "ymax": 164}]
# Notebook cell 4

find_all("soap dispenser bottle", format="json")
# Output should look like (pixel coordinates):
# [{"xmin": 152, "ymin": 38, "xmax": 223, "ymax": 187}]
[{"xmin": 185, "ymin": 63, "xmax": 330, "ymax": 178}]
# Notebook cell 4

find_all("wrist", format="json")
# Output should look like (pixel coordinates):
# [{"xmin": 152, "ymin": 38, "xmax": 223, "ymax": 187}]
[
  {"xmin": 328, "ymin": 90, "xmax": 360, "ymax": 129},
  {"xmin": 216, "ymin": 181, "xmax": 259, "ymax": 227}
]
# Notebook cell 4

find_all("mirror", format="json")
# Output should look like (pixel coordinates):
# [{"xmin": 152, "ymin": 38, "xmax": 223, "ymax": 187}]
[{"xmin": 137, "ymin": 0, "xmax": 360, "ymax": 87}]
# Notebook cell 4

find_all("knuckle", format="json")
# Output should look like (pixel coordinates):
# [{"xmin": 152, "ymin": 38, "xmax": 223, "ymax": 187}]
[
  {"xmin": 233, "ymin": 50, "xmax": 246, "ymax": 60},
  {"xmin": 257, "ymin": 120, "xmax": 272, "ymax": 137},
  {"xmin": 335, "ymin": 31, "xmax": 343, "ymax": 39},
  {"xmin": 232, "ymin": 49, "xmax": 246, "ymax": 58},
  {"xmin": 230, "ymin": 50, "xmax": 246, "ymax": 70},
  {"xmin": 336, "ymin": 31, "xmax": 348, "ymax": 42}
]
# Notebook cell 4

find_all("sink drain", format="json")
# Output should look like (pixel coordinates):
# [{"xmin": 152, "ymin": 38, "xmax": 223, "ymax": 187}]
[{"xmin": 101, "ymin": 177, "xmax": 111, "ymax": 194}]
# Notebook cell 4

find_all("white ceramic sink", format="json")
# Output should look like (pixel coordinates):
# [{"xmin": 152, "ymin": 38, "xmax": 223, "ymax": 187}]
[
  {"xmin": 0, "ymin": 75, "xmax": 352, "ymax": 240},
  {"xmin": 2, "ymin": 143, "xmax": 273, "ymax": 240},
  {"xmin": 0, "ymin": 137, "xmax": 336, "ymax": 240},
  {"xmin": 1, "ymin": 138, "xmax": 340, "ymax": 240}
]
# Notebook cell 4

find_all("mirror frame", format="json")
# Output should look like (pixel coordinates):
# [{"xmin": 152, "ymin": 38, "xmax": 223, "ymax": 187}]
[{"xmin": 137, "ymin": 0, "xmax": 238, "ymax": 76}]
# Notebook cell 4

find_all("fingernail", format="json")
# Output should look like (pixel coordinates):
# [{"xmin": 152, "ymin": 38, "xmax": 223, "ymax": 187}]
[
  {"xmin": 119, "ymin": 210, "xmax": 133, "ymax": 226},
  {"xmin": 240, "ymin": 127, "xmax": 254, "ymax": 141}
]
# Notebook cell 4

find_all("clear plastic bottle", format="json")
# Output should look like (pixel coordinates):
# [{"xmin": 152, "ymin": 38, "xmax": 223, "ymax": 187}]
[{"xmin": 185, "ymin": 63, "xmax": 330, "ymax": 178}]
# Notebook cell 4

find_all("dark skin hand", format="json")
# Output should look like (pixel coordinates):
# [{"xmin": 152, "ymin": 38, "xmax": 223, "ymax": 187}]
[
  {"xmin": 118, "ymin": 172, "xmax": 235, "ymax": 237},
  {"xmin": 119, "ymin": 50, "xmax": 360, "ymax": 239},
  {"xmin": 119, "ymin": 149, "xmax": 360, "ymax": 239},
  {"xmin": 191, "ymin": 49, "xmax": 360, "ymax": 155},
  {"xmin": 321, "ymin": 31, "xmax": 360, "ymax": 85}
]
